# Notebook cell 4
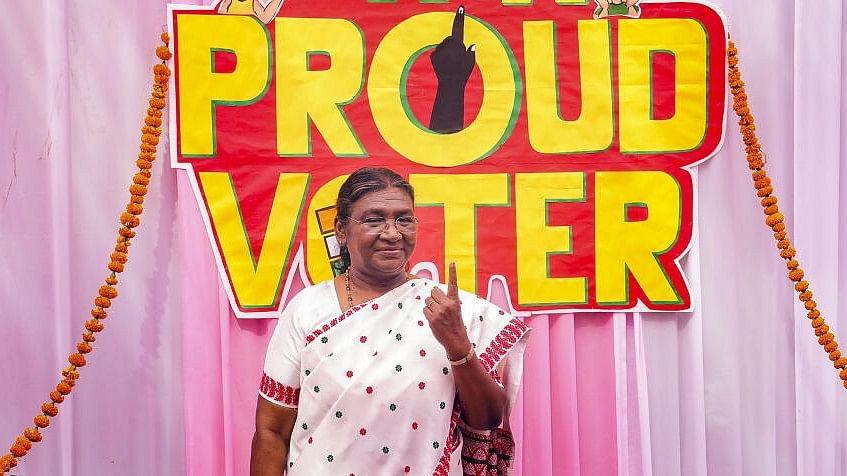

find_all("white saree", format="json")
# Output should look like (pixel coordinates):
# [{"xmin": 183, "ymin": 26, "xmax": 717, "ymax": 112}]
[{"xmin": 260, "ymin": 278, "xmax": 530, "ymax": 475}]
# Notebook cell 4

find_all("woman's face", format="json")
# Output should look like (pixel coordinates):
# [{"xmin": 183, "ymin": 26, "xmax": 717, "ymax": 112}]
[{"xmin": 337, "ymin": 187, "xmax": 416, "ymax": 279}]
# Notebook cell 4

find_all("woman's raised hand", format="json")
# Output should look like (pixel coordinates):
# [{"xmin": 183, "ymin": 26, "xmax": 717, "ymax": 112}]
[{"xmin": 423, "ymin": 263, "xmax": 472, "ymax": 359}]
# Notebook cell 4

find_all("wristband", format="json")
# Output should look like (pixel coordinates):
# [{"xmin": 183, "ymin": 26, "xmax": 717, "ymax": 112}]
[{"xmin": 448, "ymin": 347, "xmax": 475, "ymax": 366}]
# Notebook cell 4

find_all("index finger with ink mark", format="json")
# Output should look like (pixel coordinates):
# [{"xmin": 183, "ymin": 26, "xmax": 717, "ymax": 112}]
[{"xmin": 447, "ymin": 262, "xmax": 459, "ymax": 298}]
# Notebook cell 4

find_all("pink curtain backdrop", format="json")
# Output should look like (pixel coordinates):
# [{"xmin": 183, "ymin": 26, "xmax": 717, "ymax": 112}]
[{"xmin": 2, "ymin": 1, "xmax": 846, "ymax": 475}]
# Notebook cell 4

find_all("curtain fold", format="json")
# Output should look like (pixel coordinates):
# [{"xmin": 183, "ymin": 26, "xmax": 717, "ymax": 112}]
[{"xmin": 2, "ymin": 1, "xmax": 847, "ymax": 475}]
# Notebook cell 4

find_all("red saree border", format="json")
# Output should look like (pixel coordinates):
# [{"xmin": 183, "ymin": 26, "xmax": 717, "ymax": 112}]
[
  {"xmin": 303, "ymin": 302, "xmax": 368, "ymax": 347},
  {"xmin": 259, "ymin": 372, "xmax": 300, "ymax": 407},
  {"xmin": 478, "ymin": 318, "xmax": 530, "ymax": 379}
]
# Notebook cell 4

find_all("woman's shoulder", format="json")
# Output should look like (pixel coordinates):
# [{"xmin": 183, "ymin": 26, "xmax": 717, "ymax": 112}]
[{"xmin": 281, "ymin": 279, "xmax": 340, "ymax": 320}]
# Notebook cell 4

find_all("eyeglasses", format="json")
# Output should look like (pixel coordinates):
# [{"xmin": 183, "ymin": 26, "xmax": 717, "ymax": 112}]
[{"xmin": 348, "ymin": 215, "xmax": 419, "ymax": 234}]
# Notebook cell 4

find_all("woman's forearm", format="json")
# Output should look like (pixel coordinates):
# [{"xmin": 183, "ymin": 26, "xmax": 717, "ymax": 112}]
[{"xmin": 451, "ymin": 353, "xmax": 507, "ymax": 429}]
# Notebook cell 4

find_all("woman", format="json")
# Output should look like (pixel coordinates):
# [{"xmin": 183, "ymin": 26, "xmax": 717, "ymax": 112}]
[{"xmin": 251, "ymin": 168, "xmax": 529, "ymax": 475}]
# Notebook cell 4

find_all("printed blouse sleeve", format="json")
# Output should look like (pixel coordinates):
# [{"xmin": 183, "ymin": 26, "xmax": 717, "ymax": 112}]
[{"xmin": 259, "ymin": 298, "xmax": 305, "ymax": 408}]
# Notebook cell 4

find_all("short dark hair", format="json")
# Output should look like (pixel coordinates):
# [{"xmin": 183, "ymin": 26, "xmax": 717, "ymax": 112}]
[
  {"xmin": 335, "ymin": 167, "xmax": 415, "ymax": 219},
  {"xmin": 334, "ymin": 167, "xmax": 415, "ymax": 273}
]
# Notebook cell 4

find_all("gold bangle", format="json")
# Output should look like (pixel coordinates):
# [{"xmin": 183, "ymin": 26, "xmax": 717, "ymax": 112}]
[{"xmin": 448, "ymin": 347, "xmax": 475, "ymax": 366}]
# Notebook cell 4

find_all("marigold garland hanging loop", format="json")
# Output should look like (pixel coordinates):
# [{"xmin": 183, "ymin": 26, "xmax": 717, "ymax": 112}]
[
  {"xmin": 0, "ymin": 33, "xmax": 172, "ymax": 475},
  {"xmin": 727, "ymin": 40, "xmax": 847, "ymax": 389}
]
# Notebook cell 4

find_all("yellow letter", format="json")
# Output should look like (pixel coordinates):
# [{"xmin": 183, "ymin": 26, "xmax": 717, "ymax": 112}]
[
  {"xmin": 618, "ymin": 19, "xmax": 708, "ymax": 153},
  {"xmin": 369, "ymin": 13, "xmax": 519, "ymax": 167},
  {"xmin": 275, "ymin": 18, "xmax": 366, "ymax": 157},
  {"xmin": 524, "ymin": 20, "xmax": 613, "ymax": 154},
  {"xmin": 199, "ymin": 172, "xmax": 309, "ymax": 308},
  {"xmin": 175, "ymin": 14, "xmax": 270, "ymax": 156},
  {"xmin": 515, "ymin": 173, "xmax": 587, "ymax": 305},
  {"xmin": 595, "ymin": 171, "xmax": 682, "ymax": 304},
  {"xmin": 410, "ymin": 174, "xmax": 510, "ymax": 294}
]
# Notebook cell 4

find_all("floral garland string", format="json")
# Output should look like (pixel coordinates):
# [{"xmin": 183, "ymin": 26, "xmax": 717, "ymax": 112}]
[
  {"xmin": 727, "ymin": 41, "xmax": 847, "ymax": 389},
  {"xmin": 0, "ymin": 33, "xmax": 172, "ymax": 475}
]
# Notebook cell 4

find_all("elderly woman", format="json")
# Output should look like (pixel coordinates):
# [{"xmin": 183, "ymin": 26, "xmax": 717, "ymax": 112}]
[{"xmin": 251, "ymin": 167, "xmax": 529, "ymax": 475}]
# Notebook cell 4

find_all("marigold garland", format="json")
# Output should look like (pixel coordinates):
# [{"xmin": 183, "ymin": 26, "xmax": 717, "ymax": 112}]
[
  {"xmin": 0, "ymin": 33, "xmax": 171, "ymax": 475},
  {"xmin": 727, "ymin": 41, "xmax": 847, "ymax": 390}
]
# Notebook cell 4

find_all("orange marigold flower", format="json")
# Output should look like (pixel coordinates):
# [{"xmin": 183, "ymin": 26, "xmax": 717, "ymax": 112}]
[
  {"xmin": 140, "ymin": 143, "xmax": 158, "ymax": 153},
  {"xmin": 765, "ymin": 212, "xmax": 784, "ymax": 227},
  {"xmin": 34, "ymin": 415, "xmax": 50, "ymax": 428},
  {"xmin": 154, "ymin": 63, "xmax": 170, "ymax": 75},
  {"xmin": 15, "ymin": 437, "xmax": 31, "ymax": 452},
  {"xmin": 779, "ymin": 247, "xmax": 796, "ymax": 259},
  {"xmin": 82, "ymin": 331, "xmax": 97, "ymax": 342},
  {"xmin": 804, "ymin": 299, "xmax": 817, "ymax": 310},
  {"xmin": 10, "ymin": 443, "xmax": 27, "ymax": 457},
  {"xmin": 145, "ymin": 115, "xmax": 163, "ymax": 127},
  {"xmin": 94, "ymin": 296, "xmax": 112, "ymax": 309},
  {"xmin": 119, "ymin": 227, "xmax": 137, "ymax": 239},
  {"xmin": 111, "ymin": 251, "xmax": 128, "ymax": 264},
  {"xmin": 57, "ymin": 381, "xmax": 72, "ymax": 395},
  {"xmin": 127, "ymin": 203, "xmax": 144, "ymax": 215},
  {"xmin": 155, "ymin": 74, "xmax": 170, "ymax": 85},
  {"xmin": 812, "ymin": 317, "xmax": 825, "ymax": 328},
  {"xmin": 130, "ymin": 184, "xmax": 148, "ymax": 196},
  {"xmin": 50, "ymin": 390, "xmax": 64, "ymax": 403},
  {"xmin": 751, "ymin": 170, "xmax": 766, "ymax": 181},
  {"xmin": 130, "ymin": 195, "xmax": 145, "ymax": 205},
  {"xmin": 763, "ymin": 205, "xmax": 779, "ymax": 216},
  {"xmin": 141, "ymin": 133, "xmax": 159, "ymax": 146},
  {"xmin": 161, "ymin": 32, "xmax": 170, "ymax": 44},
  {"xmin": 121, "ymin": 212, "xmax": 141, "ymax": 228},
  {"xmin": 794, "ymin": 280, "xmax": 809, "ymax": 292},
  {"xmin": 151, "ymin": 89, "xmax": 166, "ymax": 100},
  {"xmin": 776, "ymin": 239, "xmax": 790, "ymax": 250},
  {"xmin": 62, "ymin": 377, "xmax": 76, "ymax": 389},
  {"xmin": 108, "ymin": 261, "xmax": 125, "ymax": 273},
  {"xmin": 762, "ymin": 198, "xmax": 778, "ymax": 208},
  {"xmin": 788, "ymin": 268, "xmax": 804, "ymax": 281},
  {"xmin": 133, "ymin": 173, "xmax": 151, "ymax": 186},
  {"xmin": 62, "ymin": 367, "xmax": 80, "ymax": 380},
  {"xmin": 836, "ymin": 358, "xmax": 847, "ymax": 369},
  {"xmin": 147, "ymin": 107, "xmax": 163, "ymax": 118},
  {"xmin": 830, "ymin": 350, "xmax": 842, "ymax": 362},
  {"xmin": 77, "ymin": 342, "xmax": 93, "ymax": 354},
  {"xmin": 799, "ymin": 290, "xmax": 813, "ymax": 302},
  {"xmin": 114, "ymin": 242, "xmax": 129, "ymax": 253},
  {"xmin": 819, "ymin": 333, "xmax": 835, "ymax": 345},
  {"xmin": 142, "ymin": 125, "xmax": 161, "ymax": 136},
  {"xmin": 748, "ymin": 159, "xmax": 764, "ymax": 170},
  {"xmin": 85, "ymin": 319, "xmax": 105, "ymax": 333},
  {"xmin": 786, "ymin": 259, "xmax": 799, "ymax": 270},
  {"xmin": 24, "ymin": 427, "xmax": 42, "ymax": 443},
  {"xmin": 815, "ymin": 324, "xmax": 830, "ymax": 337},
  {"xmin": 149, "ymin": 97, "xmax": 166, "ymax": 109},
  {"xmin": 825, "ymin": 341, "xmax": 839, "ymax": 353},
  {"xmin": 41, "ymin": 402, "xmax": 59, "ymax": 417},
  {"xmin": 156, "ymin": 45, "xmax": 172, "ymax": 60},
  {"xmin": 137, "ymin": 159, "xmax": 153, "ymax": 170},
  {"xmin": 756, "ymin": 185, "xmax": 773, "ymax": 197},
  {"xmin": 138, "ymin": 151, "xmax": 155, "ymax": 161},
  {"xmin": 91, "ymin": 308, "xmax": 108, "ymax": 319},
  {"xmin": 1, "ymin": 454, "xmax": 17, "ymax": 471},
  {"xmin": 99, "ymin": 285, "xmax": 118, "ymax": 299},
  {"xmin": 808, "ymin": 309, "xmax": 821, "ymax": 319},
  {"xmin": 68, "ymin": 353, "xmax": 86, "ymax": 367}
]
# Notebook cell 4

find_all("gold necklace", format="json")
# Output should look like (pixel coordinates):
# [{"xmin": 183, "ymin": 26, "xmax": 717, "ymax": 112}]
[{"xmin": 345, "ymin": 267, "xmax": 354, "ymax": 309}]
